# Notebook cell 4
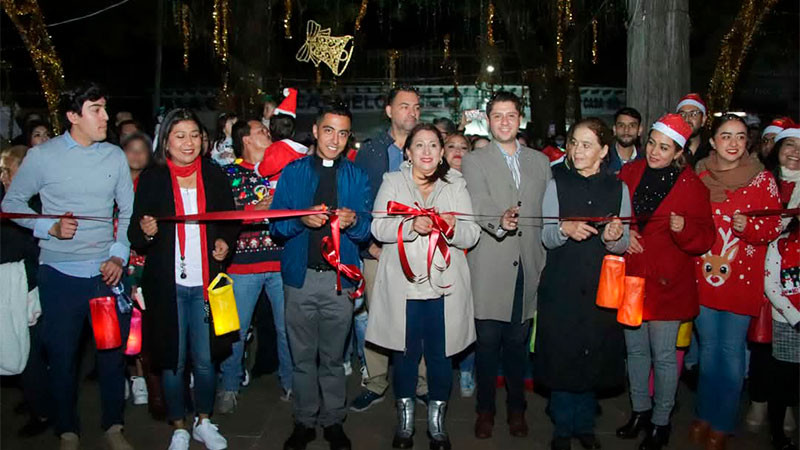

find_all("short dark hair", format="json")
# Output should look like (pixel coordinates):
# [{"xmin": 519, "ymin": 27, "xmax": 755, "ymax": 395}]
[
  {"xmin": 486, "ymin": 91, "xmax": 523, "ymax": 117},
  {"xmin": 386, "ymin": 85, "xmax": 420, "ymax": 107},
  {"xmin": 154, "ymin": 108, "xmax": 203, "ymax": 166},
  {"xmin": 231, "ymin": 119, "xmax": 253, "ymax": 158},
  {"xmin": 433, "ymin": 117, "xmax": 457, "ymax": 135},
  {"xmin": 316, "ymin": 102, "xmax": 353, "ymax": 125},
  {"xmin": 269, "ymin": 114, "xmax": 296, "ymax": 141},
  {"xmin": 614, "ymin": 107, "xmax": 642, "ymax": 125},
  {"xmin": 403, "ymin": 123, "xmax": 449, "ymax": 184},
  {"xmin": 117, "ymin": 119, "xmax": 142, "ymax": 136},
  {"xmin": 59, "ymin": 81, "xmax": 107, "ymax": 130},
  {"xmin": 566, "ymin": 117, "xmax": 613, "ymax": 168}
]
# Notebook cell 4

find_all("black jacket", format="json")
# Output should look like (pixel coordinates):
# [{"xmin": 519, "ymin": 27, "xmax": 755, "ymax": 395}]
[{"xmin": 128, "ymin": 160, "xmax": 239, "ymax": 371}]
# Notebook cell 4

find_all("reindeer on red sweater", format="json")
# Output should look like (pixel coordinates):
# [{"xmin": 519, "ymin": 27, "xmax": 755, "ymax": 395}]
[{"xmin": 700, "ymin": 228, "xmax": 740, "ymax": 287}]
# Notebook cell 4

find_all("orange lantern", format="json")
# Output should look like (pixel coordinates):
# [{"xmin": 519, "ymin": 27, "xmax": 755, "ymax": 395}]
[
  {"xmin": 596, "ymin": 255, "xmax": 626, "ymax": 309},
  {"xmin": 125, "ymin": 308, "xmax": 143, "ymax": 355},
  {"xmin": 617, "ymin": 276, "xmax": 645, "ymax": 327},
  {"xmin": 89, "ymin": 296, "xmax": 122, "ymax": 350}
]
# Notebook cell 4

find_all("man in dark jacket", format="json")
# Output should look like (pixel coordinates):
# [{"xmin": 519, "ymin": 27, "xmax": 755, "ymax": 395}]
[
  {"xmin": 351, "ymin": 85, "xmax": 431, "ymax": 412},
  {"xmin": 271, "ymin": 103, "xmax": 372, "ymax": 450},
  {"xmin": 607, "ymin": 107, "xmax": 644, "ymax": 174}
]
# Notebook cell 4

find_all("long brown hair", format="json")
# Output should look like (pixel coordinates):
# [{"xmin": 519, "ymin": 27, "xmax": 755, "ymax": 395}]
[{"xmin": 404, "ymin": 123, "xmax": 450, "ymax": 184}]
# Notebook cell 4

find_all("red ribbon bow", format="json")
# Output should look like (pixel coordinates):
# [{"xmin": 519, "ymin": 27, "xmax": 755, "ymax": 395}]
[
  {"xmin": 386, "ymin": 201, "xmax": 455, "ymax": 283},
  {"xmin": 321, "ymin": 213, "xmax": 365, "ymax": 299}
]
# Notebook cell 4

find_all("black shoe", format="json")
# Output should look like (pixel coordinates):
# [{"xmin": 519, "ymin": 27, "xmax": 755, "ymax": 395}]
[
  {"xmin": 392, "ymin": 433, "xmax": 414, "ymax": 449},
  {"xmin": 416, "ymin": 393, "xmax": 429, "ymax": 407},
  {"xmin": 323, "ymin": 424, "xmax": 352, "ymax": 450},
  {"xmin": 681, "ymin": 365, "xmax": 699, "ymax": 391},
  {"xmin": 13, "ymin": 401, "xmax": 29, "ymax": 415},
  {"xmin": 639, "ymin": 424, "xmax": 670, "ymax": 450},
  {"xmin": 427, "ymin": 432, "xmax": 451, "ymax": 450},
  {"xmin": 551, "ymin": 437, "xmax": 571, "ymax": 450},
  {"xmin": 17, "ymin": 416, "xmax": 49, "ymax": 438},
  {"xmin": 773, "ymin": 435, "xmax": 798, "ymax": 450},
  {"xmin": 617, "ymin": 409, "xmax": 652, "ymax": 439},
  {"xmin": 577, "ymin": 434, "xmax": 602, "ymax": 449},
  {"xmin": 284, "ymin": 424, "xmax": 316, "ymax": 450}
]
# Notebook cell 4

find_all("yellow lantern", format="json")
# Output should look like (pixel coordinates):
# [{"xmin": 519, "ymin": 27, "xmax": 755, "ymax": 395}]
[
  {"xmin": 207, "ymin": 273, "xmax": 240, "ymax": 336},
  {"xmin": 676, "ymin": 321, "xmax": 693, "ymax": 348}
]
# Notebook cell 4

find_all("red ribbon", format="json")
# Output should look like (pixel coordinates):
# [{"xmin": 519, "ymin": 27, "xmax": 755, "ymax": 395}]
[
  {"xmin": 320, "ymin": 214, "xmax": 365, "ymax": 299},
  {"xmin": 386, "ymin": 201, "xmax": 455, "ymax": 283}
]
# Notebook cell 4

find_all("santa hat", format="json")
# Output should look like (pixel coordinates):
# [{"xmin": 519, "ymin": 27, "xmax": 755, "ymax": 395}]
[
  {"xmin": 651, "ymin": 113, "xmax": 693, "ymax": 148},
  {"xmin": 675, "ymin": 93, "xmax": 707, "ymax": 116},
  {"xmin": 762, "ymin": 117, "xmax": 795, "ymax": 137},
  {"xmin": 274, "ymin": 88, "xmax": 298, "ymax": 118},
  {"xmin": 775, "ymin": 125, "xmax": 800, "ymax": 142}
]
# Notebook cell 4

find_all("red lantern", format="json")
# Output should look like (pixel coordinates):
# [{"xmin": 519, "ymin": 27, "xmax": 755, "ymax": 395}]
[
  {"xmin": 89, "ymin": 296, "xmax": 122, "ymax": 350},
  {"xmin": 125, "ymin": 308, "xmax": 142, "ymax": 355},
  {"xmin": 617, "ymin": 276, "xmax": 645, "ymax": 327},
  {"xmin": 596, "ymin": 255, "xmax": 626, "ymax": 309}
]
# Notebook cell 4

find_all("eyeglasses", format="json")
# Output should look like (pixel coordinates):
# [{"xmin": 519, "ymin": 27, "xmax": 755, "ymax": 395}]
[{"xmin": 678, "ymin": 110, "xmax": 703, "ymax": 120}]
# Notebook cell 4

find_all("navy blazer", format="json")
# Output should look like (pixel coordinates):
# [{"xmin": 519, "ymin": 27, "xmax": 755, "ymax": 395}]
[
  {"xmin": 354, "ymin": 130, "xmax": 395, "ymax": 203},
  {"xmin": 269, "ymin": 155, "xmax": 373, "ymax": 289}
]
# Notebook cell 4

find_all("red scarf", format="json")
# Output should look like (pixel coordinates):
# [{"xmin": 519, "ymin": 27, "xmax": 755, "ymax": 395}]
[{"xmin": 167, "ymin": 158, "xmax": 210, "ymax": 299}]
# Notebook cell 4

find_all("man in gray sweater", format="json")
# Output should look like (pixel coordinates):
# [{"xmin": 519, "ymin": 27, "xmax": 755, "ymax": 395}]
[{"xmin": 2, "ymin": 82, "xmax": 135, "ymax": 450}]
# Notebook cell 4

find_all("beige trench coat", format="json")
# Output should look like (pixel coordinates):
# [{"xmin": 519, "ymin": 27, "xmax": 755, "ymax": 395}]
[{"xmin": 365, "ymin": 162, "xmax": 481, "ymax": 357}]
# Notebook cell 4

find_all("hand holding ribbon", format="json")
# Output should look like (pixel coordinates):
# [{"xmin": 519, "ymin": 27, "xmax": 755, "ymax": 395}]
[
  {"xmin": 386, "ymin": 201, "xmax": 455, "ymax": 283},
  {"xmin": 320, "ymin": 213, "xmax": 365, "ymax": 299}
]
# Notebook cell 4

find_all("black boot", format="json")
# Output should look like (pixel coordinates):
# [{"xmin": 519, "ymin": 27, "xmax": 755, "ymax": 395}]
[
  {"xmin": 616, "ymin": 409, "xmax": 652, "ymax": 439},
  {"xmin": 639, "ymin": 423, "xmax": 670, "ymax": 450},
  {"xmin": 323, "ymin": 423, "xmax": 352, "ymax": 450},
  {"xmin": 284, "ymin": 423, "xmax": 316, "ymax": 450}
]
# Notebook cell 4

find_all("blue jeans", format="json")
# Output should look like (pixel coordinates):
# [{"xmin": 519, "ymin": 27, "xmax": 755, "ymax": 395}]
[
  {"xmin": 392, "ymin": 298, "xmax": 452, "ymax": 401},
  {"xmin": 162, "ymin": 285, "xmax": 215, "ymax": 421},
  {"xmin": 695, "ymin": 305, "xmax": 751, "ymax": 432},
  {"xmin": 345, "ymin": 295, "xmax": 367, "ymax": 366},
  {"xmin": 458, "ymin": 347, "xmax": 475, "ymax": 373},
  {"xmin": 550, "ymin": 391, "xmax": 597, "ymax": 438},
  {"xmin": 221, "ymin": 272, "xmax": 291, "ymax": 392},
  {"xmin": 38, "ymin": 265, "xmax": 131, "ymax": 434}
]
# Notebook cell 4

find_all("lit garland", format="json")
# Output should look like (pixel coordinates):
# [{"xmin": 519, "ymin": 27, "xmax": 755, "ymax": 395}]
[
  {"xmin": 354, "ymin": 0, "xmax": 368, "ymax": 32},
  {"xmin": 181, "ymin": 2, "xmax": 191, "ymax": 70},
  {"xmin": 212, "ymin": 0, "xmax": 230, "ymax": 65},
  {"xmin": 387, "ymin": 49, "xmax": 400, "ymax": 88},
  {"xmin": 591, "ymin": 17, "xmax": 599, "ymax": 65},
  {"xmin": 556, "ymin": 0, "xmax": 565, "ymax": 73},
  {"xmin": 707, "ymin": 0, "xmax": 778, "ymax": 115},
  {"xmin": 565, "ymin": 0, "xmax": 573, "ymax": 24},
  {"xmin": 440, "ymin": 33, "xmax": 451, "ymax": 70},
  {"xmin": 283, "ymin": 0, "xmax": 292, "ymax": 39},
  {"xmin": 486, "ymin": 1, "xmax": 495, "ymax": 46},
  {"xmin": 1, "ymin": 0, "xmax": 65, "ymax": 130}
]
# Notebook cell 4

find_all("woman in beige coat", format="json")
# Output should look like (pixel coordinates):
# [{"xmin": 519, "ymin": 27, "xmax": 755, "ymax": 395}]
[{"xmin": 366, "ymin": 123, "xmax": 480, "ymax": 450}]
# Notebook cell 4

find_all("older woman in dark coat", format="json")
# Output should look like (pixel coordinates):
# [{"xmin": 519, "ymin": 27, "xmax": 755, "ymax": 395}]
[{"xmin": 534, "ymin": 118, "xmax": 631, "ymax": 450}]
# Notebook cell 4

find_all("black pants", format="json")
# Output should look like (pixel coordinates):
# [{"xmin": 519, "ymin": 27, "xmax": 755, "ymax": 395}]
[
  {"xmin": 748, "ymin": 342, "xmax": 771, "ymax": 403},
  {"xmin": 475, "ymin": 265, "xmax": 531, "ymax": 414},
  {"xmin": 768, "ymin": 356, "xmax": 799, "ymax": 440},
  {"xmin": 20, "ymin": 321, "xmax": 51, "ymax": 419}
]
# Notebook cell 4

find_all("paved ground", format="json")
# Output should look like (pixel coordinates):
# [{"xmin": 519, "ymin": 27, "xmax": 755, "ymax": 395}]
[{"xmin": 1, "ymin": 366, "xmax": 785, "ymax": 450}]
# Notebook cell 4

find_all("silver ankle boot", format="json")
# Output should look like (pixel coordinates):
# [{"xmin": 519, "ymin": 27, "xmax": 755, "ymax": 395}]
[
  {"xmin": 427, "ymin": 400, "xmax": 451, "ymax": 450},
  {"xmin": 392, "ymin": 397, "xmax": 415, "ymax": 449}
]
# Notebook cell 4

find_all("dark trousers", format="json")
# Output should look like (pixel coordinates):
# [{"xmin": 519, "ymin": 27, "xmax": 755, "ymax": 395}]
[
  {"xmin": 550, "ymin": 391, "xmax": 596, "ymax": 438},
  {"xmin": 20, "ymin": 320, "xmax": 51, "ymax": 419},
  {"xmin": 748, "ymin": 342, "xmax": 772, "ymax": 403},
  {"xmin": 392, "ymin": 298, "xmax": 451, "ymax": 401},
  {"xmin": 475, "ymin": 265, "xmax": 530, "ymax": 413},
  {"xmin": 768, "ymin": 356, "xmax": 799, "ymax": 440},
  {"xmin": 38, "ymin": 265, "xmax": 130, "ymax": 434}
]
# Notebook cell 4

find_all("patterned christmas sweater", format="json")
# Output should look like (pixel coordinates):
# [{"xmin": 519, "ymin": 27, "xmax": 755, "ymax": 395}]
[
  {"xmin": 695, "ymin": 170, "xmax": 783, "ymax": 316},
  {"xmin": 224, "ymin": 160, "xmax": 282, "ymax": 273}
]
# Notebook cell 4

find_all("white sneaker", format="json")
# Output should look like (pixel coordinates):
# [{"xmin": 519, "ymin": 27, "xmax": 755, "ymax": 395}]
[
  {"xmin": 192, "ymin": 417, "xmax": 227, "ymax": 450},
  {"xmin": 280, "ymin": 388, "xmax": 293, "ymax": 402},
  {"xmin": 189, "ymin": 373, "xmax": 195, "ymax": 389},
  {"xmin": 343, "ymin": 361, "xmax": 353, "ymax": 376},
  {"xmin": 241, "ymin": 369, "xmax": 251, "ymax": 387},
  {"xmin": 131, "ymin": 376, "xmax": 148, "ymax": 405},
  {"xmin": 168, "ymin": 429, "xmax": 191, "ymax": 450},
  {"xmin": 360, "ymin": 364, "xmax": 369, "ymax": 386},
  {"xmin": 745, "ymin": 401, "xmax": 767, "ymax": 430},
  {"xmin": 786, "ymin": 407, "xmax": 797, "ymax": 433}
]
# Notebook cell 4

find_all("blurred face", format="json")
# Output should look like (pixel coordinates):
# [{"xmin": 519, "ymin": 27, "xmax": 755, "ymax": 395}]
[
  {"xmin": 124, "ymin": 138, "xmax": 150, "ymax": 171},
  {"xmin": 645, "ymin": 130, "xmax": 683, "ymax": 169},
  {"xmin": 29, "ymin": 125, "xmax": 51, "ymax": 146},
  {"xmin": 678, "ymin": 106, "xmax": 705, "ymax": 138},
  {"xmin": 313, "ymin": 113, "xmax": 351, "ymax": 160},
  {"xmin": 201, "ymin": 130, "xmax": 210, "ymax": 154},
  {"xmin": 568, "ymin": 125, "xmax": 608, "ymax": 175},
  {"xmin": 119, "ymin": 123, "xmax": 139, "ymax": 140},
  {"xmin": 406, "ymin": 129, "xmax": 443, "ymax": 176},
  {"xmin": 386, "ymin": 91, "xmax": 420, "ymax": 133},
  {"xmin": 444, "ymin": 135, "xmax": 469, "ymax": 171},
  {"xmin": 760, "ymin": 133, "xmax": 777, "ymax": 158},
  {"xmin": 243, "ymin": 120, "xmax": 271, "ymax": 152},
  {"xmin": 473, "ymin": 137, "xmax": 490, "ymax": 149},
  {"xmin": 68, "ymin": 98, "xmax": 109, "ymax": 143},
  {"xmin": 614, "ymin": 114, "xmax": 641, "ymax": 147},
  {"xmin": 710, "ymin": 120, "xmax": 748, "ymax": 167},
  {"xmin": 262, "ymin": 102, "xmax": 276, "ymax": 120},
  {"xmin": 778, "ymin": 137, "xmax": 800, "ymax": 172},
  {"xmin": 488, "ymin": 101, "xmax": 521, "ymax": 144},
  {"xmin": 0, "ymin": 155, "xmax": 20, "ymax": 191},
  {"xmin": 166, "ymin": 120, "xmax": 202, "ymax": 167}
]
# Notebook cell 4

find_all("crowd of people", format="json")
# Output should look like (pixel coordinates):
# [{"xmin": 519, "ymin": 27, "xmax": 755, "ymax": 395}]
[{"xmin": 0, "ymin": 80, "xmax": 798, "ymax": 450}]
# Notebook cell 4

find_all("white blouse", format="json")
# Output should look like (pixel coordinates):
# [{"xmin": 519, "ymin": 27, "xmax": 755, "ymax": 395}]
[{"xmin": 175, "ymin": 188, "xmax": 203, "ymax": 287}]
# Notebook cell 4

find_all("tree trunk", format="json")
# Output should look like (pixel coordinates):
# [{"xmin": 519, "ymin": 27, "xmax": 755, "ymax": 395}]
[{"xmin": 626, "ymin": 0, "xmax": 690, "ymax": 128}]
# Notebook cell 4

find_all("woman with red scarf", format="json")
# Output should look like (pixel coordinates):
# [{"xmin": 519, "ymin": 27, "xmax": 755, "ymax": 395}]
[{"xmin": 129, "ymin": 109, "xmax": 238, "ymax": 450}]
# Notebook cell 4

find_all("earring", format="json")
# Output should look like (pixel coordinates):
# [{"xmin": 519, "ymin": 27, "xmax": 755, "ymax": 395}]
[{"xmin": 439, "ymin": 159, "xmax": 443, "ymax": 165}]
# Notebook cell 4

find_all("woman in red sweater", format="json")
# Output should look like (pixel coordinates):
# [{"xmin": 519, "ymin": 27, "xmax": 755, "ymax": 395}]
[
  {"xmin": 616, "ymin": 114, "xmax": 716, "ymax": 450},
  {"xmin": 690, "ymin": 114, "xmax": 783, "ymax": 450}
]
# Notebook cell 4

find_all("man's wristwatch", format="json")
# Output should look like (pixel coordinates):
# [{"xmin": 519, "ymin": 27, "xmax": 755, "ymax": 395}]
[{"xmin": 558, "ymin": 222, "xmax": 567, "ymax": 239}]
